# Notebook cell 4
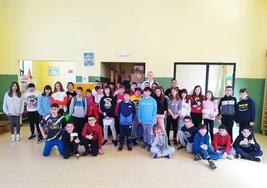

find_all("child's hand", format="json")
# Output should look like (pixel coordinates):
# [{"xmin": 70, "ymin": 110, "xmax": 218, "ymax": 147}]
[
  {"xmin": 75, "ymin": 139, "xmax": 80, "ymax": 144},
  {"xmin": 99, "ymin": 149, "xmax": 104, "ymax": 155},
  {"xmin": 200, "ymin": 144, "xmax": 207, "ymax": 150},
  {"xmin": 86, "ymin": 134, "xmax": 93, "ymax": 140},
  {"xmin": 43, "ymin": 134, "xmax": 47, "ymax": 139},
  {"xmin": 240, "ymin": 140, "xmax": 245, "ymax": 145},
  {"xmin": 103, "ymin": 112, "xmax": 106, "ymax": 117},
  {"xmin": 222, "ymin": 152, "xmax": 227, "ymax": 159},
  {"xmin": 250, "ymin": 122, "xmax": 254, "ymax": 126},
  {"xmin": 249, "ymin": 139, "xmax": 255, "ymax": 145}
]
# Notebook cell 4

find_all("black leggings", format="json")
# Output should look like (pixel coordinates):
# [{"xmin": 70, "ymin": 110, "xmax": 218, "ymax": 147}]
[
  {"xmin": 166, "ymin": 115, "xmax": 178, "ymax": 141},
  {"xmin": 63, "ymin": 142, "xmax": 79, "ymax": 159},
  {"xmin": 204, "ymin": 119, "xmax": 215, "ymax": 141},
  {"xmin": 191, "ymin": 112, "xmax": 202, "ymax": 127},
  {"xmin": 82, "ymin": 138, "xmax": 99, "ymax": 156},
  {"xmin": 28, "ymin": 111, "xmax": 41, "ymax": 138}
]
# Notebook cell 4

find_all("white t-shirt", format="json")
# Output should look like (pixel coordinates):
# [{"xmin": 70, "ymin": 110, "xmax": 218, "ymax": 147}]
[{"xmin": 23, "ymin": 91, "xmax": 40, "ymax": 112}]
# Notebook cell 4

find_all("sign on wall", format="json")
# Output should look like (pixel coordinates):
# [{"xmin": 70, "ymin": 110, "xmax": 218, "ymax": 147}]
[{"xmin": 84, "ymin": 52, "xmax": 94, "ymax": 66}]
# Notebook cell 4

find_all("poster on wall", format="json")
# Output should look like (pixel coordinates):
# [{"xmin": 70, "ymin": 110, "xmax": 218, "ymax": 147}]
[
  {"xmin": 84, "ymin": 52, "xmax": 94, "ymax": 66},
  {"xmin": 48, "ymin": 66, "xmax": 59, "ymax": 76}
]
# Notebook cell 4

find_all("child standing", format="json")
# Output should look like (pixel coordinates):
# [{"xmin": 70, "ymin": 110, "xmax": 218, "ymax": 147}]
[
  {"xmin": 233, "ymin": 127, "xmax": 263, "ymax": 162},
  {"xmin": 93, "ymin": 86, "xmax": 104, "ymax": 107},
  {"xmin": 40, "ymin": 103, "xmax": 66, "ymax": 157},
  {"xmin": 3, "ymin": 82, "xmax": 24, "ymax": 141},
  {"xmin": 150, "ymin": 124, "xmax": 175, "ymax": 159},
  {"xmin": 193, "ymin": 124, "xmax": 221, "ymax": 170},
  {"xmin": 130, "ymin": 87, "xmax": 142, "ymax": 145},
  {"xmin": 69, "ymin": 87, "xmax": 87, "ymax": 139},
  {"xmin": 118, "ymin": 91, "xmax": 136, "ymax": 151},
  {"xmin": 202, "ymin": 91, "xmax": 218, "ymax": 141},
  {"xmin": 189, "ymin": 85, "xmax": 205, "ymax": 126},
  {"xmin": 114, "ymin": 84, "xmax": 126, "ymax": 134},
  {"xmin": 153, "ymin": 87, "xmax": 168, "ymax": 132},
  {"xmin": 178, "ymin": 89, "xmax": 191, "ymax": 130},
  {"xmin": 236, "ymin": 88, "xmax": 256, "ymax": 134},
  {"xmin": 24, "ymin": 83, "xmax": 41, "ymax": 141},
  {"xmin": 213, "ymin": 125, "xmax": 235, "ymax": 160},
  {"xmin": 167, "ymin": 88, "xmax": 180, "ymax": 145},
  {"xmin": 82, "ymin": 115, "xmax": 103, "ymax": 156},
  {"xmin": 138, "ymin": 87, "xmax": 157, "ymax": 150},
  {"xmin": 177, "ymin": 116, "xmax": 198, "ymax": 153},
  {"xmin": 218, "ymin": 86, "xmax": 237, "ymax": 143},
  {"xmin": 50, "ymin": 81, "xmax": 68, "ymax": 115},
  {"xmin": 66, "ymin": 82, "xmax": 77, "ymax": 112},
  {"xmin": 100, "ymin": 86, "xmax": 117, "ymax": 146},
  {"xmin": 62, "ymin": 122, "xmax": 80, "ymax": 159},
  {"xmin": 85, "ymin": 89, "xmax": 100, "ymax": 122}
]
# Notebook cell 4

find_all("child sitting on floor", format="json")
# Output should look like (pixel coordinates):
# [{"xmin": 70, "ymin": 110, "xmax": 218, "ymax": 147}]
[
  {"xmin": 150, "ymin": 124, "xmax": 175, "ymax": 159},
  {"xmin": 193, "ymin": 124, "xmax": 221, "ymax": 170},
  {"xmin": 62, "ymin": 122, "xmax": 80, "ymax": 159},
  {"xmin": 213, "ymin": 124, "xmax": 235, "ymax": 160},
  {"xmin": 233, "ymin": 127, "xmax": 263, "ymax": 162}
]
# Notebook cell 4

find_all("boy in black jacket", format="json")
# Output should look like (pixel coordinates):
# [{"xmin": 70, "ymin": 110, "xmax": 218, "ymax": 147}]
[
  {"xmin": 100, "ymin": 86, "xmax": 117, "ymax": 146},
  {"xmin": 62, "ymin": 122, "xmax": 80, "ymax": 159},
  {"xmin": 236, "ymin": 88, "xmax": 256, "ymax": 133},
  {"xmin": 233, "ymin": 127, "xmax": 263, "ymax": 162},
  {"xmin": 218, "ymin": 86, "xmax": 237, "ymax": 142}
]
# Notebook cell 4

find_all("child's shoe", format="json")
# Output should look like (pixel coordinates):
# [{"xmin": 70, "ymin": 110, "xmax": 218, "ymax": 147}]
[
  {"xmin": 208, "ymin": 160, "xmax": 217, "ymax": 170},
  {"xmin": 37, "ymin": 137, "xmax": 43, "ymax": 144},
  {"xmin": 82, "ymin": 150, "xmax": 90, "ymax": 156},
  {"xmin": 118, "ymin": 145, "xmax": 123, "ymax": 151},
  {"xmin": 75, "ymin": 153, "xmax": 80, "ymax": 159},
  {"xmin": 112, "ymin": 140, "xmax": 118, "ymax": 147},
  {"xmin": 194, "ymin": 154, "xmax": 202, "ymax": 161},
  {"xmin": 226, "ymin": 154, "xmax": 234, "ymax": 160},
  {"xmin": 168, "ymin": 140, "xmax": 171, "ymax": 146},
  {"xmin": 102, "ymin": 140, "xmax": 108, "ymax": 146},
  {"xmin": 142, "ymin": 142, "xmax": 147, "ymax": 149},
  {"xmin": 16, "ymin": 134, "xmax": 20, "ymax": 141},
  {"xmin": 11, "ymin": 134, "xmax": 15, "ymax": 142},
  {"xmin": 165, "ymin": 155, "xmax": 171, "ymax": 159},
  {"xmin": 173, "ymin": 139, "xmax": 178, "ymax": 145},
  {"xmin": 235, "ymin": 154, "xmax": 241, "ymax": 159},
  {"xmin": 152, "ymin": 153, "xmax": 158, "ymax": 159},
  {"xmin": 147, "ymin": 145, "xmax": 151, "ymax": 152},
  {"xmin": 252, "ymin": 156, "xmax": 262, "ymax": 162},
  {"xmin": 177, "ymin": 145, "xmax": 185, "ymax": 150},
  {"xmin": 132, "ymin": 139, "xmax": 138, "ymax": 146},
  {"xmin": 28, "ymin": 134, "xmax": 35, "ymax": 140},
  {"xmin": 127, "ymin": 145, "xmax": 132, "ymax": 151}
]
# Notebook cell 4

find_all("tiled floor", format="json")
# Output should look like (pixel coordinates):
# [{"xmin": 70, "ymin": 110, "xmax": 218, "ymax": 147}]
[{"xmin": 0, "ymin": 125, "xmax": 266, "ymax": 188}]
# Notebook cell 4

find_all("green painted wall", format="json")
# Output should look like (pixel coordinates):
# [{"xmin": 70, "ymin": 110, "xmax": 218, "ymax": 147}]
[
  {"xmin": 234, "ymin": 78, "xmax": 265, "ymax": 133},
  {"xmin": 0, "ymin": 74, "xmax": 18, "ymax": 112}
]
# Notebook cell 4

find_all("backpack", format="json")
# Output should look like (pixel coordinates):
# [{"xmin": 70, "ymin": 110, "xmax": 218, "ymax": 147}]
[{"xmin": 73, "ymin": 96, "xmax": 86, "ymax": 109}]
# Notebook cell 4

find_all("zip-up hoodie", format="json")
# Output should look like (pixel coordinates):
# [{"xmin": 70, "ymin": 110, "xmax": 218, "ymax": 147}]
[
  {"xmin": 236, "ymin": 96, "xmax": 256, "ymax": 123},
  {"xmin": 193, "ymin": 132, "xmax": 212, "ymax": 151},
  {"xmin": 202, "ymin": 100, "xmax": 218, "ymax": 120},
  {"xmin": 3, "ymin": 92, "xmax": 24, "ymax": 116},
  {"xmin": 138, "ymin": 96, "xmax": 157, "ymax": 125},
  {"xmin": 37, "ymin": 95, "xmax": 51, "ymax": 116},
  {"xmin": 100, "ymin": 95, "xmax": 115, "ymax": 117},
  {"xmin": 218, "ymin": 95, "xmax": 237, "ymax": 116},
  {"xmin": 118, "ymin": 100, "xmax": 136, "ymax": 126}
]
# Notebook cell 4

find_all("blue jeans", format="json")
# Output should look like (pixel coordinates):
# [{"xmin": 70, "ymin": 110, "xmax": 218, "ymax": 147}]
[
  {"xmin": 194, "ymin": 146, "xmax": 221, "ymax": 160},
  {"xmin": 43, "ymin": 140, "xmax": 64, "ymax": 157},
  {"xmin": 150, "ymin": 146, "xmax": 175, "ymax": 157},
  {"xmin": 143, "ymin": 124, "xmax": 153, "ymax": 145},
  {"xmin": 235, "ymin": 147, "xmax": 263, "ymax": 160}
]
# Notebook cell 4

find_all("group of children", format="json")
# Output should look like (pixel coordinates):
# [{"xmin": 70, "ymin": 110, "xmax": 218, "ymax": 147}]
[{"xmin": 2, "ymin": 76, "xmax": 263, "ymax": 169}]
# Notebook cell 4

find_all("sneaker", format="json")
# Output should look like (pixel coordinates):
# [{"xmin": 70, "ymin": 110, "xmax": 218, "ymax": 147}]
[
  {"xmin": 132, "ymin": 139, "xmax": 138, "ymax": 146},
  {"xmin": 37, "ymin": 137, "xmax": 43, "ymax": 144},
  {"xmin": 152, "ymin": 153, "xmax": 158, "ymax": 159},
  {"xmin": 226, "ymin": 154, "xmax": 234, "ymax": 160},
  {"xmin": 11, "ymin": 134, "xmax": 15, "ymax": 142},
  {"xmin": 208, "ymin": 160, "xmax": 217, "ymax": 170},
  {"xmin": 165, "ymin": 155, "xmax": 171, "ymax": 159},
  {"xmin": 75, "ymin": 153, "xmax": 80, "ymax": 159},
  {"xmin": 102, "ymin": 140, "xmax": 108, "ymax": 146},
  {"xmin": 173, "ymin": 139, "xmax": 178, "ymax": 145},
  {"xmin": 28, "ymin": 134, "xmax": 35, "ymax": 140},
  {"xmin": 16, "ymin": 134, "xmax": 20, "ymax": 141},
  {"xmin": 194, "ymin": 154, "xmax": 202, "ymax": 161},
  {"xmin": 112, "ymin": 140, "xmax": 118, "ymax": 147},
  {"xmin": 82, "ymin": 150, "xmax": 90, "ymax": 156},
  {"xmin": 127, "ymin": 145, "xmax": 132, "ymax": 151},
  {"xmin": 142, "ymin": 142, "xmax": 147, "ymax": 149},
  {"xmin": 118, "ymin": 145, "xmax": 123, "ymax": 151},
  {"xmin": 147, "ymin": 145, "xmax": 151, "ymax": 152},
  {"xmin": 177, "ymin": 145, "xmax": 185, "ymax": 150},
  {"xmin": 252, "ymin": 157, "xmax": 262, "ymax": 162},
  {"xmin": 235, "ymin": 154, "xmax": 241, "ymax": 159}
]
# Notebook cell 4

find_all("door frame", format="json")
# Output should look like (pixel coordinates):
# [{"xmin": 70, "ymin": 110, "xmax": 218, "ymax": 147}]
[{"xmin": 173, "ymin": 62, "xmax": 236, "ymax": 93}]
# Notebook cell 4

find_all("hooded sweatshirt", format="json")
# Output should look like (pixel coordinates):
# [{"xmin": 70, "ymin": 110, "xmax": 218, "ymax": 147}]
[
  {"xmin": 82, "ymin": 123, "xmax": 103, "ymax": 149},
  {"xmin": 233, "ymin": 133, "xmax": 260, "ymax": 151},
  {"xmin": 236, "ymin": 96, "xmax": 256, "ymax": 123},
  {"xmin": 218, "ymin": 95, "xmax": 237, "ymax": 116},
  {"xmin": 213, "ymin": 132, "xmax": 231, "ymax": 153},
  {"xmin": 138, "ymin": 96, "xmax": 157, "ymax": 125},
  {"xmin": 100, "ymin": 95, "xmax": 116, "ymax": 117}
]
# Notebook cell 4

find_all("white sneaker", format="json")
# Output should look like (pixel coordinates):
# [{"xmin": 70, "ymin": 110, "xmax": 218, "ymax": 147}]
[
  {"xmin": 226, "ymin": 154, "xmax": 234, "ymax": 160},
  {"xmin": 16, "ymin": 134, "xmax": 20, "ymax": 141},
  {"xmin": 11, "ymin": 134, "xmax": 15, "ymax": 142}
]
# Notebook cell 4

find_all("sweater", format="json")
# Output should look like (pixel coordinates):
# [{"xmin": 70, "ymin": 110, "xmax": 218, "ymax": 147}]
[
  {"xmin": 138, "ymin": 96, "xmax": 157, "ymax": 125},
  {"xmin": 181, "ymin": 125, "xmax": 198, "ymax": 143},
  {"xmin": 50, "ymin": 92, "xmax": 69, "ymax": 111},
  {"xmin": 37, "ymin": 95, "xmax": 51, "ymax": 116},
  {"xmin": 118, "ymin": 100, "xmax": 136, "ymax": 126},
  {"xmin": 212, "ymin": 133, "xmax": 231, "ymax": 153},
  {"xmin": 202, "ymin": 100, "xmax": 218, "ymax": 120},
  {"xmin": 193, "ymin": 132, "xmax": 212, "ymax": 151},
  {"xmin": 69, "ymin": 96, "xmax": 87, "ymax": 118},
  {"xmin": 81, "ymin": 123, "xmax": 103, "ymax": 149},
  {"xmin": 23, "ymin": 91, "xmax": 40, "ymax": 112},
  {"xmin": 178, "ymin": 99, "xmax": 191, "ymax": 118},
  {"xmin": 189, "ymin": 95, "xmax": 204, "ymax": 113},
  {"xmin": 218, "ymin": 95, "xmax": 237, "ymax": 116},
  {"xmin": 100, "ymin": 95, "xmax": 116, "ymax": 117},
  {"xmin": 236, "ymin": 97, "xmax": 256, "ymax": 123},
  {"xmin": 3, "ymin": 92, "xmax": 24, "ymax": 116},
  {"xmin": 151, "ymin": 133, "xmax": 169, "ymax": 149},
  {"xmin": 154, "ymin": 96, "xmax": 168, "ymax": 115},
  {"xmin": 233, "ymin": 133, "xmax": 260, "ymax": 151},
  {"xmin": 168, "ymin": 99, "xmax": 180, "ymax": 115}
]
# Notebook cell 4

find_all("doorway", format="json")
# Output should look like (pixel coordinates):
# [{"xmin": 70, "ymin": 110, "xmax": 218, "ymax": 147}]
[{"xmin": 101, "ymin": 62, "xmax": 145, "ymax": 89}]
